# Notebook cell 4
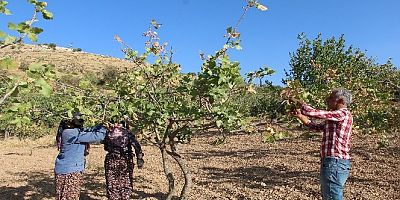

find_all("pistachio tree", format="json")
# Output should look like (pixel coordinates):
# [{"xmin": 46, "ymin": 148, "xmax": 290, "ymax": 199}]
[
  {"xmin": 283, "ymin": 34, "xmax": 400, "ymax": 134},
  {"xmin": 100, "ymin": 1, "xmax": 269, "ymax": 198}
]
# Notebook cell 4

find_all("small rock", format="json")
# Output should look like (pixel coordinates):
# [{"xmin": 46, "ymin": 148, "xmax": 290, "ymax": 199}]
[{"xmin": 260, "ymin": 182, "xmax": 267, "ymax": 187}]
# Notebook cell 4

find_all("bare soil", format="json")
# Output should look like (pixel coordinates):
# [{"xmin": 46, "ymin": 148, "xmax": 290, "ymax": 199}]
[{"xmin": 0, "ymin": 130, "xmax": 399, "ymax": 200}]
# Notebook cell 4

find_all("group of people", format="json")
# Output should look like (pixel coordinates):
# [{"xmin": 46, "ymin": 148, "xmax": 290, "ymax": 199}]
[
  {"xmin": 54, "ymin": 87, "xmax": 353, "ymax": 200},
  {"xmin": 54, "ymin": 114, "xmax": 144, "ymax": 200}
]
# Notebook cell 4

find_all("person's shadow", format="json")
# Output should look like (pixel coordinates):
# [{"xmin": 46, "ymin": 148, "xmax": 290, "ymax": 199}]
[
  {"xmin": 0, "ymin": 170, "xmax": 107, "ymax": 200},
  {"xmin": 0, "ymin": 170, "xmax": 171, "ymax": 200}
]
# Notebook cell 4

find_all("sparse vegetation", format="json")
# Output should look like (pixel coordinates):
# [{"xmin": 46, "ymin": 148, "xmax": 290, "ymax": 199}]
[
  {"xmin": 46, "ymin": 43, "xmax": 57, "ymax": 50},
  {"xmin": 72, "ymin": 47, "xmax": 82, "ymax": 52}
]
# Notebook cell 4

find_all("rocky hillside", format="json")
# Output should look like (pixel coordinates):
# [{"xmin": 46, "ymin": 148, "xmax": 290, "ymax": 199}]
[{"xmin": 0, "ymin": 44, "xmax": 137, "ymax": 75}]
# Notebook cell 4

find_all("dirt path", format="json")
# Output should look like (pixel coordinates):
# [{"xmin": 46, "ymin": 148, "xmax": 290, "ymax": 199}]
[{"xmin": 0, "ymin": 132, "xmax": 398, "ymax": 200}]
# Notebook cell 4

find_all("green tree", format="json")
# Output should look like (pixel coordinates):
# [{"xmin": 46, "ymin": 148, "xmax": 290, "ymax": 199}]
[{"xmin": 285, "ymin": 33, "xmax": 400, "ymax": 134}]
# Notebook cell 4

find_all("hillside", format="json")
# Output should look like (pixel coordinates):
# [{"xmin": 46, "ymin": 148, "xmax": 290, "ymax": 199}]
[{"xmin": 0, "ymin": 44, "xmax": 137, "ymax": 75}]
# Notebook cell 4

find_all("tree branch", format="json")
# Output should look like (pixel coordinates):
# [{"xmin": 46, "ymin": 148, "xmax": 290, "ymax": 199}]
[{"xmin": 0, "ymin": 83, "xmax": 19, "ymax": 105}]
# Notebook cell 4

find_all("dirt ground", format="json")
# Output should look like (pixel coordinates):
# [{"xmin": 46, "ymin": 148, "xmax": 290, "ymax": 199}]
[{"xmin": 0, "ymin": 130, "xmax": 399, "ymax": 200}]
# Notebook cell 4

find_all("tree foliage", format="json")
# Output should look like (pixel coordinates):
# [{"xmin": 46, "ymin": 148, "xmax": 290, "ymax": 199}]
[
  {"xmin": 0, "ymin": 61, "xmax": 57, "ymax": 138},
  {"xmin": 284, "ymin": 33, "xmax": 400, "ymax": 134},
  {"xmin": 0, "ymin": 0, "xmax": 53, "ymax": 47}
]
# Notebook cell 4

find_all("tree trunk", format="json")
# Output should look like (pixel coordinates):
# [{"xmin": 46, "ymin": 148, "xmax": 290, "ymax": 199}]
[
  {"xmin": 167, "ymin": 150, "xmax": 192, "ymax": 200},
  {"xmin": 160, "ymin": 144, "xmax": 177, "ymax": 200},
  {"xmin": 4, "ymin": 129, "xmax": 10, "ymax": 139}
]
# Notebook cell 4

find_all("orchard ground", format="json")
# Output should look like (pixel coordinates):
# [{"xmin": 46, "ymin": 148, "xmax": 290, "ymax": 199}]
[{"xmin": 0, "ymin": 127, "xmax": 399, "ymax": 200}]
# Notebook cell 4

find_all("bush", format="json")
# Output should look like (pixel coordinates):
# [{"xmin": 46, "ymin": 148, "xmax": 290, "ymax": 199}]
[
  {"xmin": 100, "ymin": 67, "xmax": 119, "ymax": 85},
  {"xmin": 46, "ymin": 43, "xmax": 57, "ymax": 50}
]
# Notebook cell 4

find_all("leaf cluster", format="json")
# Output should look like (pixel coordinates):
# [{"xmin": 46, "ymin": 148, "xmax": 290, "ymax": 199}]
[{"xmin": 0, "ymin": 0, "xmax": 53, "ymax": 46}]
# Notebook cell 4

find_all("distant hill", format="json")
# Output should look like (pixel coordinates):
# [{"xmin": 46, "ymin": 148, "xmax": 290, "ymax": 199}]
[{"xmin": 0, "ymin": 44, "xmax": 137, "ymax": 76}]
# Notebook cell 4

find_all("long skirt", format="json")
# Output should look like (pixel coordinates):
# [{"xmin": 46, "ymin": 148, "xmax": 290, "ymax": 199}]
[
  {"xmin": 105, "ymin": 153, "xmax": 134, "ymax": 200},
  {"xmin": 55, "ymin": 172, "xmax": 83, "ymax": 200}
]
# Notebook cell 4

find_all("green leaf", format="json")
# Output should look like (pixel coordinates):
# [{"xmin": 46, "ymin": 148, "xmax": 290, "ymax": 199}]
[
  {"xmin": 226, "ymin": 27, "xmax": 233, "ymax": 34},
  {"xmin": 216, "ymin": 120, "xmax": 223, "ymax": 128},
  {"xmin": 0, "ymin": 30, "xmax": 6, "ymax": 38},
  {"xmin": 10, "ymin": 86, "xmax": 19, "ymax": 97},
  {"xmin": 42, "ymin": 10, "xmax": 53, "ymax": 20},
  {"xmin": 0, "ymin": 2, "xmax": 11, "ymax": 15},
  {"xmin": 3, "ymin": 8, "xmax": 11, "ymax": 15},
  {"xmin": 28, "ymin": 0, "xmax": 38, "ymax": 4},
  {"xmin": 27, "ymin": 32, "xmax": 38, "ymax": 42},
  {"xmin": 79, "ymin": 80, "xmax": 91, "ymax": 89},
  {"xmin": 10, "ymin": 117, "xmax": 22, "ymax": 128},
  {"xmin": 21, "ymin": 116, "xmax": 31, "ymax": 124},
  {"xmin": 80, "ymin": 108, "xmax": 93, "ymax": 115},
  {"xmin": 255, "ymin": 3, "xmax": 268, "ymax": 11},
  {"xmin": 35, "ymin": 1, "xmax": 47, "ymax": 9},
  {"xmin": 18, "ymin": 82, "xmax": 28, "ymax": 88},
  {"xmin": 35, "ymin": 78, "xmax": 52, "ymax": 97},
  {"xmin": 67, "ymin": 110, "xmax": 73, "ymax": 118},
  {"xmin": 151, "ymin": 19, "xmax": 161, "ymax": 29},
  {"xmin": 0, "ymin": 57, "xmax": 18, "ymax": 70},
  {"xmin": 235, "ymin": 44, "xmax": 242, "ymax": 50},
  {"xmin": 20, "ymin": 103, "xmax": 32, "ymax": 112},
  {"xmin": 28, "ymin": 62, "xmax": 43, "ymax": 73},
  {"xmin": 9, "ymin": 103, "xmax": 21, "ymax": 112},
  {"xmin": 30, "ymin": 27, "xmax": 43, "ymax": 34},
  {"xmin": 7, "ymin": 22, "xmax": 20, "ymax": 31},
  {"xmin": 3, "ymin": 35, "xmax": 16, "ymax": 44}
]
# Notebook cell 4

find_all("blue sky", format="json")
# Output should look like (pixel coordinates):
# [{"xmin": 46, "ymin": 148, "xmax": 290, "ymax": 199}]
[{"xmin": 1, "ymin": 0, "xmax": 399, "ymax": 85}]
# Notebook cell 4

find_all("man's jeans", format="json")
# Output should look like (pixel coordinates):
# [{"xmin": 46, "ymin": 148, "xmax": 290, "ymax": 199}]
[{"xmin": 320, "ymin": 157, "xmax": 351, "ymax": 200}]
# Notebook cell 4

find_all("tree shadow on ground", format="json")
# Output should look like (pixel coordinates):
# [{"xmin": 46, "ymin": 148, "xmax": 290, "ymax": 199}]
[
  {"xmin": 0, "ymin": 169, "xmax": 172, "ymax": 200},
  {"xmin": 131, "ymin": 175, "xmax": 174, "ymax": 200},
  {"xmin": 197, "ymin": 165, "xmax": 320, "ymax": 198},
  {"xmin": 198, "ymin": 166, "xmax": 318, "ymax": 189},
  {"xmin": 188, "ymin": 147, "xmax": 320, "ymax": 161},
  {"xmin": 84, "ymin": 169, "xmax": 170, "ymax": 200},
  {"xmin": 0, "ymin": 171, "xmax": 54, "ymax": 200},
  {"xmin": 348, "ymin": 176, "xmax": 399, "ymax": 187},
  {"xmin": 0, "ymin": 170, "xmax": 107, "ymax": 200},
  {"xmin": 81, "ymin": 169, "xmax": 107, "ymax": 199},
  {"xmin": 132, "ymin": 191, "xmax": 168, "ymax": 200},
  {"xmin": 189, "ymin": 148, "xmax": 272, "ymax": 160},
  {"xmin": 351, "ymin": 143, "xmax": 400, "ymax": 164}
]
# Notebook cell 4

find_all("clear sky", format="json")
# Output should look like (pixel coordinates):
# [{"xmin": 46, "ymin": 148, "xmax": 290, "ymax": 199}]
[{"xmin": 1, "ymin": 0, "xmax": 399, "ymax": 85}]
